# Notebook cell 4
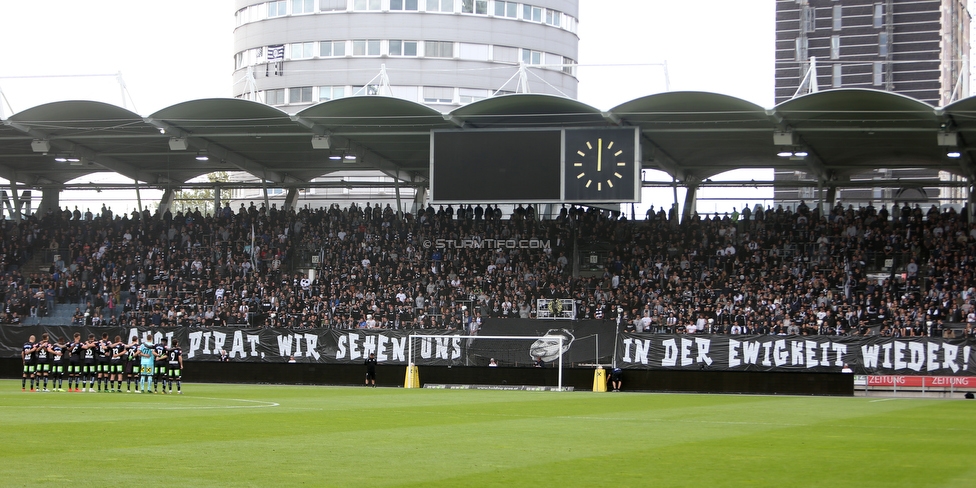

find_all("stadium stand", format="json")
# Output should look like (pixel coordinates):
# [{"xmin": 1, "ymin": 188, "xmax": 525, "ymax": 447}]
[{"xmin": 2, "ymin": 200, "xmax": 976, "ymax": 341}]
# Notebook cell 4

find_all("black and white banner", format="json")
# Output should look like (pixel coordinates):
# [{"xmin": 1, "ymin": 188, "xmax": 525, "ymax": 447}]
[
  {"xmin": 3, "ymin": 324, "xmax": 973, "ymax": 375},
  {"xmin": 0, "ymin": 326, "xmax": 464, "ymax": 366},
  {"xmin": 618, "ymin": 333, "xmax": 975, "ymax": 375}
]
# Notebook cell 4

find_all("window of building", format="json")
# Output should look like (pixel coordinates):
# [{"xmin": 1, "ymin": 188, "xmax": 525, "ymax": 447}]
[
  {"xmin": 801, "ymin": 5, "xmax": 814, "ymax": 33},
  {"xmin": 493, "ymin": 45, "xmax": 518, "ymax": 63},
  {"xmin": 521, "ymin": 49, "xmax": 542, "ymax": 65},
  {"xmin": 320, "ymin": 0, "xmax": 347, "ymax": 11},
  {"xmin": 562, "ymin": 57, "xmax": 576, "ymax": 76},
  {"xmin": 268, "ymin": 0, "xmax": 287, "ymax": 17},
  {"xmin": 426, "ymin": 0, "xmax": 454, "ymax": 12},
  {"xmin": 265, "ymin": 89, "xmax": 285, "ymax": 105},
  {"xmin": 390, "ymin": 40, "xmax": 419, "ymax": 56},
  {"xmin": 523, "ymin": 5, "xmax": 542, "ymax": 22},
  {"xmin": 873, "ymin": 4, "xmax": 883, "ymax": 28},
  {"xmin": 289, "ymin": 86, "xmax": 314, "ymax": 103},
  {"xmin": 247, "ymin": 47, "xmax": 264, "ymax": 67},
  {"xmin": 459, "ymin": 43, "xmax": 489, "ymax": 60},
  {"xmin": 390, "ymin": 0, "xmax": 419, "ymax": 11},
  {"xmin": 319, "ymin": 86, "xmax": 346, "ymax": 101},
  {"xmin": 290, "ymin": 42, "xmax": 315, "ymax": 59},
  {"xmin": 563, "ymin": 15, "xmax": 577, "ymax": 33},
  {"xmin": 873, "ymin": 61, "xmax": 883, "ymax": 85},
  {"xmin": 830, "ymin": 35, "xmax": 839, "ymax": 60},
  {"xmin": 354, "ymin": 0, "xmax": 381, "ymax": 11},
  {"xmin": 357, "ymin": 84, "xmax": 380, "ymax": 96},
  {"xmin": 545, "ymin": 9, "xmax": 560, "ymax": 27},
  {"xmin": 494, "ymin": 1, "xmax": 517, "ymax": 18},
  {"xmin": 425, "ymin": 41, "xmax": 454, "ymax": 58},
  {"xmin": 459, "ymin": 88, "xmax": 488, "ymax": 103},
  {"xmin": 353, "ymin": 39, "xmax": 381, "ymax": 56},
  {"xmin": 292, "ymin": 0, "xmax": 314, "ymax": 14},
  {"xmin": 832, "ymin": 5, "xmax": 841, "ymax": 31},
  {"xmin": 390, "ymin": 86, "xmax": 419, "ymax": 102},
  {"xmin": 423, "ymin": 86, "xmax": 454, "ymax": 104},
  {"xmin": 543, "ymin": 52, "xmax": 562, "ymax": 69},
  {"xmin": 831, "ymin": 64, "xmax": 841, "ymax": 88},
  {"xmin": 320, "ymin": 40, "xmax": 346, "ymax": 57},
  {"xmin": 795, "ymin": 38, "xmax": 807, "ymax": 62},
  {"xmin": 878, "ymin": 32, "xmax": 888, "ymax": 56},
  {"xmin": 461, "ymin": 0, "xmax": 487, "ymax": 14}
]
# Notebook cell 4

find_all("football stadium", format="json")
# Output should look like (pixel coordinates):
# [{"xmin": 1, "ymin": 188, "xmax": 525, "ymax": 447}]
[{"xmin": 3, "ymin": 1, "xmax": 976, "ymax": 486}]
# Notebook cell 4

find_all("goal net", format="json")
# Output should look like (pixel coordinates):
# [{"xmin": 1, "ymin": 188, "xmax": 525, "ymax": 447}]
[{"xmin": 406, "ymin": 334, "xmax": 570, "ymax": 391}]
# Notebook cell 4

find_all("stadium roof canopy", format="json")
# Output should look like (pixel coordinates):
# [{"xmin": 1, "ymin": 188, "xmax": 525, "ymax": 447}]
[{"xmin": 0, "ymin": 88, "xmax": 974, "ymax": 191}]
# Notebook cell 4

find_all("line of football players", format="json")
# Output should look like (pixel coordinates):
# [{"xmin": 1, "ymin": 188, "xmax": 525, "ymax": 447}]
[{"xmin": 21, "ymin": 332, "xmax": 184, "ymax": 394}]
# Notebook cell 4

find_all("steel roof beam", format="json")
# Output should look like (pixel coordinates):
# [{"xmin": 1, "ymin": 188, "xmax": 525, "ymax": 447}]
[
  {"xmin": 144, "ymin": 117, "xmax": 294, "ymax": 184},
  {"xmin": 3, "ymin": 119, "xmax": 160, "ymax": 184}
]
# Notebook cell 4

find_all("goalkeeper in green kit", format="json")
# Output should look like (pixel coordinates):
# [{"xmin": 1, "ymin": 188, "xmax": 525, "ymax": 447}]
[{"xmin": 137, "ymin": 340, "xmax": 155, "ymax": 393}]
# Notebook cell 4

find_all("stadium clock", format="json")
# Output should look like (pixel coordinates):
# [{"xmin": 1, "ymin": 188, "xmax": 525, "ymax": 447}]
[{"xmin": 563, "ymin": 128, "xmax": 639, "ymax": 202}]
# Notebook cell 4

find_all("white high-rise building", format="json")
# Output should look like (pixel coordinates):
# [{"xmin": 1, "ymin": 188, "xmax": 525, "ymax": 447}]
[{"xmin": 232, "ymin": 0, "xmax": 580, "ymax": 113}]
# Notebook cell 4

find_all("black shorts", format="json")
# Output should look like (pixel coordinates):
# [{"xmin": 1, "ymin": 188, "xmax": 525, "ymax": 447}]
[
  {"xmin": 83, "ymin": 362, "xmax": 97, "ymax": 374},
  {"xmin": 69, "ymin": 361, "xmax": 81, "ymax": 374},
  {"xmin": 365, "ymin": 371, "xmax": 376, "ymax": 380},
  {"xmin": 97, "ymin": 360, "xmax": 110, "ymax": 373}
]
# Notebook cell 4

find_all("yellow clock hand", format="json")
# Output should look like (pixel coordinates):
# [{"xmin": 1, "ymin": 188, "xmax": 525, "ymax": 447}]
[{"xmin": 597, "ymin": 138, "xmax": 603, "ymax": 172}]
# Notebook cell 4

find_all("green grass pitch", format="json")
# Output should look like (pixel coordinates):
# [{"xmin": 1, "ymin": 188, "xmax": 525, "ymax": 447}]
[{"xmin": 2, "ymin": 380, "xmax": 974, "ymax": 487}]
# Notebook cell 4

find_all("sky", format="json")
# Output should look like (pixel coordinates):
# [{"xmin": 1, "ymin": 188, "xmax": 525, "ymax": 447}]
[
  {"xmin": 0, "ymin": 0, "xmax": 777, "ymax": 214},
  {"xmin": 0, "ymin": 0, "xmax": 774, "ymax": 113}
]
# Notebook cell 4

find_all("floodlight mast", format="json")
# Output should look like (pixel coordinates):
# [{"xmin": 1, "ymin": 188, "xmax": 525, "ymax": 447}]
[{"xmin": 407, "ymin": 334, "xmax": 564, "ymax": 391}]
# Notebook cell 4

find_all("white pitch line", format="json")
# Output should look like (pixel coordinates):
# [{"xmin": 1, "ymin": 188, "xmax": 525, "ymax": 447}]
[
  {"xmin": 3, "ymin": 396, "xmax": 280, "ymax": 410},
  {"xmin": 191, "ymin": 396, "xmax": 281, "ymax": 408}
]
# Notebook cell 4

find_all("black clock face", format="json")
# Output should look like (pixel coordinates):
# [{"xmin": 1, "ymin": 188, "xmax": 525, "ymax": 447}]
[{"xmin": 564, "ymin": 128, "xmax": 638, "ymax": 202}]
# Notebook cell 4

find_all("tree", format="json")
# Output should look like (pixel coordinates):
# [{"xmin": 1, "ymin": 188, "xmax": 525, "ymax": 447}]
[{"xmin": 172, "ymin": 172, "xmax": 232, "ymax": 216}]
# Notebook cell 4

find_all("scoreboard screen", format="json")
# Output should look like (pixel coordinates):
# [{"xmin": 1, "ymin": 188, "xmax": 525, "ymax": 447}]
[
  {"xmin": 431, "ymin": 129, "xmax": 562, "ymax": 202},
  {"xmin": 430, "ymin": 127, "xmax": 640, "ymax": 204}
]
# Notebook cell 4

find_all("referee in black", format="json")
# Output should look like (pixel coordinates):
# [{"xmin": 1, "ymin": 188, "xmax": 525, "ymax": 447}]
[{"xmin": 364, "ymin": 353, "xmax": 377, "ymax": 388}]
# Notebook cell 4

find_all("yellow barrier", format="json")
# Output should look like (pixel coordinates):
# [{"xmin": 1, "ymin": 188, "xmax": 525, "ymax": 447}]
[
  {"xmin": 404, "ymin": 364, "xmax": 420, "ymax": 388},
  {"xmin": 592, "ymin": 367, "xmax": 607, "ymax": 392}
]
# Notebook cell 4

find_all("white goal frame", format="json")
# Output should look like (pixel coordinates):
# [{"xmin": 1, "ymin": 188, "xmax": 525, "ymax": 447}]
[{"xmin": 407, "ymin": 334, "xmax": 565, "ymax": 391}]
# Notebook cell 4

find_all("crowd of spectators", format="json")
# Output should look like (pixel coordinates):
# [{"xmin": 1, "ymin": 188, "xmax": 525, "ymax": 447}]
[{"xmin": 1, "ymin": 198, "xmax": 975, "ymax": 340}]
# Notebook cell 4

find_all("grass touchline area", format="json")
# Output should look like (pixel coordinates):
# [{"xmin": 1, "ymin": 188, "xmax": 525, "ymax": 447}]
[{"xmin": 2, "ymin": 381, "xmax": 974, "ymax": 487}]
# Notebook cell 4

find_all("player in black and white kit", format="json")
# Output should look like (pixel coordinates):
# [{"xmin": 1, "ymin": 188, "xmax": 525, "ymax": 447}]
[
  {"xmin": 96, "ymin": 333, "xmax": 112, "ymax": 392},
  {"xmin": 81, "ymin": 334, "xmax": 98, "ymax": 392},
  {"xmin": 22, "ymin": 334, "xmax": 37, "ymax": 392},
  {"xmin": 51, "ymin": 337, "xmax": 66, "ymax": 392},
  {"xmin": 166, "ymin": 339, "xmax": 184, "ymax": 394},
  {"xmin": 109, "ymin": 336, "xmax": 126, "ymax": 392},
  {"xmin": 67, "ymin": 332, "xmax": 83, "ymax": 392},
  {"xmin": 153, "ymin": 340, "xmax": 168, "ymax": 393},
  {"xmin": 35, "ymin": 333, "xmax": 52, "ymax": 392},
  {"xmin": 124, "ymin": 336, "xmax": 139, "ymax": 392}
]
